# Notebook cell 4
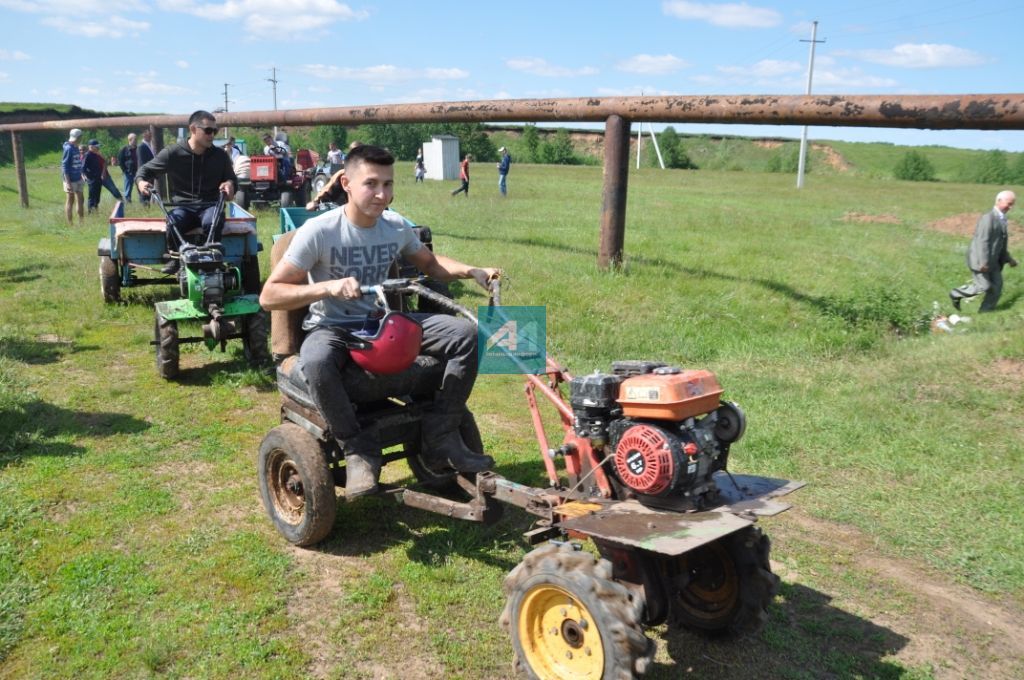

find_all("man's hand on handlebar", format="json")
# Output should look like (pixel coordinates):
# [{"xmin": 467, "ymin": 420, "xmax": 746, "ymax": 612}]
[
  {"xmin": 469, "ymin": 268, "xmax": 501, "ymax": 290},
  {"xmin": 136, "ymin": 180, "xmax": 153, "ymax": 197},
  {"xmin": 324, "ymin": 277, "xmax": 362, "ymax": 300}
]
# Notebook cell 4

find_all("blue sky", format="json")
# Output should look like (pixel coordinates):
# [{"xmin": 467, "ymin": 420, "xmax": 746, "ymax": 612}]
[{"xmin": 1, "ymin": 0, "xmax": 1022, "ymax": 151}]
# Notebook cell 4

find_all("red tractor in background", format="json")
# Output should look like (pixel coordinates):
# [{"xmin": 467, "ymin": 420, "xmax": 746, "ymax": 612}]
[{"xmin": 234, "ymin": 148, "xmax": 319, "ymax": 210}]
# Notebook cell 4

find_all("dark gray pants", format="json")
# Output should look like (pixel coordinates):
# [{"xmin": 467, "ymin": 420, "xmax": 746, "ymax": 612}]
[
  {"xmin": 951, "ymin": 268, "xmax": 1003, "ymax": 311},
  {"xmin": 299, "ymin": 313, "xmax": 478, "ymax": 454}
]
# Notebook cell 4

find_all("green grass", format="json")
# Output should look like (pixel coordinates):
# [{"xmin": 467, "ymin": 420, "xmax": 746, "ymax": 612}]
[{"xmin": 1, "ymin": 160, "xmax": 1022, "ymax": 678}]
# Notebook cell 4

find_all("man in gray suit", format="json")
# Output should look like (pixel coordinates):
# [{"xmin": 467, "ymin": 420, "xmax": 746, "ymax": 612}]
[{"xmin": 950, "ymin": 190, "xmax": 1018, "ymax": 312}]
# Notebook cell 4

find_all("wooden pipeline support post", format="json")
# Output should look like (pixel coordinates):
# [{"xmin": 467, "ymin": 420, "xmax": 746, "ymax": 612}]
[
  {"xmin": 599, "ymin": 114, "xmax": 630, "ymax": 270},
  {"xmin": 12, "ymin": 132, "xmax": 28, "ymax": 208}
]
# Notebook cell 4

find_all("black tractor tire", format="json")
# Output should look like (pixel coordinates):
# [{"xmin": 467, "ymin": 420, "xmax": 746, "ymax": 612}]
[
  {"xmin": 99, "ymin": 255, "xmax": 120, "ymax": 303},
  {"xmin": 242, "ymin": 310, "xmax": 272, "ymax": 367},
  {"xmin": 666, "ymin": 525, "xmax": 779, "ymax": 637},
  {"xmin": 241, "ymin": 255, "xmax": 262, "ymax": 295},
  {"xmin": 154, "ymin": 312, "xmax": 179, "ymax": 379},
  {"xmin": 235, "ymin": 189, "xmax": 249, "ymax": 210},
  {"xmin": 280, "ymin": 190, "xmax": 294, "ymax": 208},
  {"xmin": 500, "ymin": 542, "xmax": 655, "ymax": 679},
  {"xmin": 415, "ymin": 278, "xmax": 454, "ymax": 314},
  {"xmin": 297, "ymin": 182, "xmax": 309, "ymax": 206},
  {"xmin": 405, "ymin": 411, "xmax": 484, "ymax": 492},
  {"xmin": 258, "ymin": 423, "xmax": 336, "ymax": 546}
]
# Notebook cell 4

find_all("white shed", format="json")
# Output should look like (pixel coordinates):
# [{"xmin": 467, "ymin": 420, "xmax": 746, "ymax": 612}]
[{"xmin": 422, "ymin": 135, "xmax": 460, "ymax": 180}]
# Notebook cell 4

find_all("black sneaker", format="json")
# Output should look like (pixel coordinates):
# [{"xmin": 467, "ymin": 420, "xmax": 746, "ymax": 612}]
[
  {"xmin": 949, "ymin": 292, "xmax": 961, "ymax": 311},
  {"xmin": 161, "ymin": 260, "xmax": 180, "ymax": 275}
]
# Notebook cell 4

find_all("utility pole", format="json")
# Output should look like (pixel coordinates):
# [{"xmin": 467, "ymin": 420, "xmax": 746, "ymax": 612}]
[
  {"xmin": 796, "ymin": 21, "xmax": 824, "ymax": 189},
  {"xmin": 221, "ymin": 83, "xmax": 230, "ymax": 138},
  {"xmin": 268, "ymin": 67, "xmax": 279, "ymax": 137}
]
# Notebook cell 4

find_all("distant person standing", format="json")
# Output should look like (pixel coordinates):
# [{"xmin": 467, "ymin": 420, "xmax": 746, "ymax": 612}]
[
  {"xmin": 326, "ymin": 141, "xmax": 344, "ymax": 172},
  {"xmin": 61, "ymin": 128, "xmax": 85, "ymax": 225},
  {"xmin": 451, "ymin": 153, "xmax": 471, "ymax": 197},
  {"xmin": 82, "ymin": 140, "xmax": 122, "ymax": 213},
  {"xmin": 116, "ymin": 133, "xmax": 140, "ymax": 203},
  {"xmin": 950, "ymin": 190, "xmax": 1018, "ymax": 312},
  {"xmin": 61, "ymin": 129, "xmax": 86, "ymax": 223},
  {"xmin": 414, "ymin": 155, "xmax": 426, "ymax": 182},
  {"xmin": 138, "ymin": 130, "xmax": 156, "ymax": 206},
  {"xmin": 225, "ymin": 136, "xmax": 241, "ymax": 161},
  {"xmin": 496, "ymin": 146, "xmax": 511, "ymax": 196}
]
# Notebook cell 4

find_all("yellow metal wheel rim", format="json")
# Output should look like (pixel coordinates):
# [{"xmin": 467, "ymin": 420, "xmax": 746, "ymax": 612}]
[{"xmin": 518, "ymin": 583, "xmax": 604, "ymax": 679}]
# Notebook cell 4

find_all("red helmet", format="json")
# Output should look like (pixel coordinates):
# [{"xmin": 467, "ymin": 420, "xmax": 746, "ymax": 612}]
[{"xmin": 348, "ymin": 312, "xmax": 422, "ymax": 375}]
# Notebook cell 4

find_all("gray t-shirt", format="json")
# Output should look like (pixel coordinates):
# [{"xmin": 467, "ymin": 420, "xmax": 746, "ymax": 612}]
[{"xmin": 284, "ymin": 208, "xmax": 424, "ymax": 330}]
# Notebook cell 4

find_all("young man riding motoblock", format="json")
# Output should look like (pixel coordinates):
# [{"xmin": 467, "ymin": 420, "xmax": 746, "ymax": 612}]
[
  {"xmin": 135, "ymin": 110, "xmax": 236, "ymax": 274},
  {"xmin": 259, "ymin": 144, "xmax": 499, "ymax": 499}
]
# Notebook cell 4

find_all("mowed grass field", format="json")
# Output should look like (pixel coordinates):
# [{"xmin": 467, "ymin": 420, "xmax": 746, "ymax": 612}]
[{"xmin": 1, "ymin": 160, "xmax": 1023, "ymax": 679}]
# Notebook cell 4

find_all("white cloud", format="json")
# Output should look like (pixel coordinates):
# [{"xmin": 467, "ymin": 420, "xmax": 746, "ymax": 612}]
[
  {"xmin": 811, "ymin": 68, "xmax": 898, "ymax": 89},
  {"xmin": 158, "ymin": 0, "xmax": 368, "ymax": 39},
  {"xmin": 0, "ymin": 49, "xmax": 30, "ymax": 61},
  {"xmin": 844, "ymin": 43, "xmax": 987, "ymax": 69},
  {"xmin": 616, "ymin": 54, "xmax": 688, "ymax": 75},
  {"xmin": 42, "ymin": 15, "xmax": 149, "ymax": 38},
  {"xmin": 77, "ymin": 86, "xmax": 100, "ymax": 95},
  {"xmin": 0, "ymin": 0, "xmax": 145, "ymax": 14},
  {"xmin": 719, "ymin": 59, "xmax": 801, "ymax": 78},
  {"xmin": 0, "ymin": 71, "xmax": 8, "ymax": 82},
  {"xmin": 505, "ymin": 58, "xmax": 598, "ymax": 77},
  {"xmin": 299, "ymin": 64, "xmax": 469, "ymax": 82},
  {"xmin": 135, "ymin": 81, "xmax": 196, "ymax": 95},
  {"xmin": 662, "ymin": 1, "xmax": 782, "ymax": 28},
  {"xmin": 176, "ymin": 60, "xmax": 189, "ymax": 69},
  {"xmin": 596, "ymin": 86, "xmax": 676, "ymax": 96}
]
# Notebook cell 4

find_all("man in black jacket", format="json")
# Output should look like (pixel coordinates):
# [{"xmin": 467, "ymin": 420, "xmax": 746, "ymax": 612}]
[
  {"xmin": 116, "ymin": 133, "xmax": 140, "ymax": 203},
  {"xmin": 136, "ymin": 111, "xmax": 236, "ymax": 274}
]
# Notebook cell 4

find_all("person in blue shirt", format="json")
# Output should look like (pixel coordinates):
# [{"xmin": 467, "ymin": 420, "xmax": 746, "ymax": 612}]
[
  {"xmin": 61, "ymin": 128, "xmax": 85, "ymax": 225},
  {"xmin": 496, "ymin": 146, "xmax": 511, "ymax": 196}
]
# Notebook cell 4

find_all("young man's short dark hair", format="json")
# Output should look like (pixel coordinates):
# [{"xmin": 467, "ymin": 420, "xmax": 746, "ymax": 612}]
[
  {"xmin": 344, "ymin": 144, "xmax": 394, "ymax": 172},
  {"xmin": 189, "ymin": 110, "xmax": 215, "ymax": 126}
]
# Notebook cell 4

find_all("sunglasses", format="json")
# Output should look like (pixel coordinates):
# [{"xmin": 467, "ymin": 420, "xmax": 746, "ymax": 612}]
[{"xmin": 195, "ymin": 126, "xmax": 218, "ymax": 135}]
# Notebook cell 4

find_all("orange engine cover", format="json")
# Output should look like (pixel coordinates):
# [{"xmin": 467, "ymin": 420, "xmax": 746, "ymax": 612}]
[{"xmin": 617, "ymin": 370, "xmax": 723, "ymax": 420}]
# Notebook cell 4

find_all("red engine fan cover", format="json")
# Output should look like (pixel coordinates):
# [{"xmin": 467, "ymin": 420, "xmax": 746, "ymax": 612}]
[{"xmin": 614, "ymin": 424, "xmax": 676, "ymax": 495}]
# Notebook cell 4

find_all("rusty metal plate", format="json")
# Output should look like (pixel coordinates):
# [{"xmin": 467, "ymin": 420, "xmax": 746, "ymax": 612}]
[
  {"xmin": 710, "ymin": 473, "xmax": 806, "ymax": 517},
  {"xmin": 556, "ymin": 500, "xmax": 753, "ymax": 557}
]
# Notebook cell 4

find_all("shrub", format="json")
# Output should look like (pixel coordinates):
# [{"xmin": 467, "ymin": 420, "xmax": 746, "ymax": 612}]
[
  {"xmin": 537, "ymin": 129, "xmax": 578, "ymax": 165},
  {"xmin": 520, "ymin": 124, "xmax": 539, "ymax": 163},
  {"xmin": 767, "ymin": 145, "xmax": 805, "ymax": 174},
  {"xmin": 655, "ymin": 126, "xmax": 696, "ymax": 169},
  {"xmin": 893, "ymin": 150, "xmax": 936, "ymax": 181},
  {"xmin": 971, "ymin": 150, "xmax": 1010, "ymax": 185},
  {"xmin": 1010, "ymin": 152, "xmax": 1024, "ymax": 184}
]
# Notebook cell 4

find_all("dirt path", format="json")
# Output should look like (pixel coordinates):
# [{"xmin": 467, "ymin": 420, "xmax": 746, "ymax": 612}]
[{"xmin": 771, "ymin": 510, "xmax": 1024, "ymax": 679}]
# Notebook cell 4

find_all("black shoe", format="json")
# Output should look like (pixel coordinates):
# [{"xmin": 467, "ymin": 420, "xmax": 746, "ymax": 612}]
[
  {"xmin": 424, "ymin": 428, "xmax": 494, "ymax": 473},
  {"xmin": 161, "ymin": 260, "xmax": 180, "ymax": 275},
  {"xmin": 344, "ymin": 452, "xmax": 382, "ymax": 499},
  {"xmin": 949, "ymin": 292, "xmax": 961, "ymax": 311}
]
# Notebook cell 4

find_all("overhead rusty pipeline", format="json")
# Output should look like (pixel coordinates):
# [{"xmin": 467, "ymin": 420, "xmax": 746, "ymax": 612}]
[{"xmin": 2, "ymin": 94, "xmax": 1024, "ymax": 132}]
